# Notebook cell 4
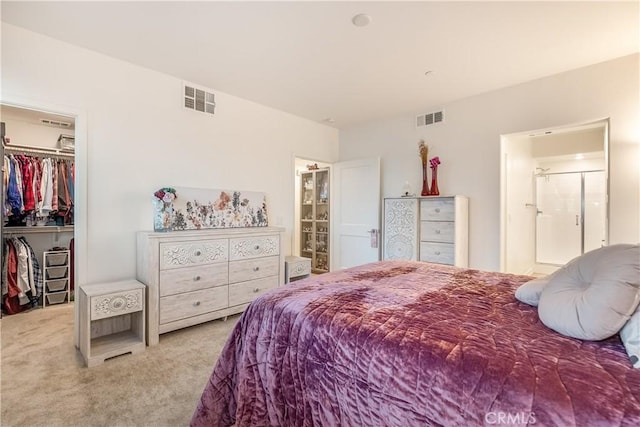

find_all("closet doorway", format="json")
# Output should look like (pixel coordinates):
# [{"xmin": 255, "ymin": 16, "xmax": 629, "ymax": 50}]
[
  {"xmin": 1, "ymin": 98, "xmax": 87, "ymax": 347},
  {"xmin": 500, "ymin": 119, "xmax": 609, "ymax": 275}
]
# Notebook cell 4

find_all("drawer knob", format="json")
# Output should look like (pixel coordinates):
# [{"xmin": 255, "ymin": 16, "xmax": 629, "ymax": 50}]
[
  {"xmin": 193, "ymin": 301, "xmax": 201, "ymax": 306},
  {"xmin": 435, "ymin": 229, "xmax": 441, "ymax": 234},
  {"xmin": 253, "ymin": 288, "xmax": 260, "ymax": 293},
  {"xmin": 435, "ymin": 208, "xmax": 440, "ymax": 213},
  {"xmin": 194, "ymin": 250, "xmax": 202, "ymax": 256},
  {"xmin": 253, "ymin": 266, "xmax": 260, "ymax": 272},
  {"xmin": 435, "ymin": 251, "xmax": 441, "ymax": 255},
  {"xmin": 254, "ymin": 245, "xmax": 260, "ymax": 250},
  {"xmin": 194, "ymin": 276, "xmax": 201, "ymax": 281}
]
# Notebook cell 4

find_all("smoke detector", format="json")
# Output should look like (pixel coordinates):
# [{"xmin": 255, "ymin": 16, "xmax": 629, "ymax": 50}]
[{"xmin": 352, "ymin": 14, "xmax": 372, "ymax": 27}]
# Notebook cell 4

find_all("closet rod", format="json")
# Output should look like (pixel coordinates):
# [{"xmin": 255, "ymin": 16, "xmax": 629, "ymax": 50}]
[{"xmin": 3, "ymin": 143, "xmax": 74, "ymax": 159}]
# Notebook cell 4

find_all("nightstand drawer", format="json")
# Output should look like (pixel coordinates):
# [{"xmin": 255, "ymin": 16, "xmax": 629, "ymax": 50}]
[
  {"xmin": 420, "ymin": 221, "xmax": 455, "ymax": 243},
  {"xmin": 229, "ymin": 276, "xmax": 278, "ymax": 306},
  {"xmin": 229, "ymin": 256, "xmax": 279, "ymax": 283},
  {"xmin": 91, "ymin": 288, "xmax": 143, "ymax": 321},
  {"xmin": 159, "ymin": 263, "xmax": 228, "ymax": 297},
  {"xmin": 159, "ymin": 239, "xmax": 228, "ymax": 270},
  {"xmin": 286, "ymin": 257, "xmax": 311, "ymax": 278},
  {"xmin": 229, "ymin": 235, "xmax": 280, "ymax": 260},
  {"xmin": 420, "ymin": 199, "xmax": 455, "ymax": 221},
  {"xmin": 160, "ymin": 286, "xmax": 228, "ymax": 325},
  {"xmin": 420, "ymin": 242, "xmax": 455, "ymax": 265}
]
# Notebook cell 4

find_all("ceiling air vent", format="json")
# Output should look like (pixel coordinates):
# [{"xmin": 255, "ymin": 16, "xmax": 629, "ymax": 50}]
[
  {"xmin": 184, "ymin": 83, "xmax": 216, "ymax": 115},
  {"xmin": 40, "ymin": 118, "xmax": 72, "ymax": 128},
  {"xmin": 416, "ymin": 109, "xmax": 444, "ymax": 128}
]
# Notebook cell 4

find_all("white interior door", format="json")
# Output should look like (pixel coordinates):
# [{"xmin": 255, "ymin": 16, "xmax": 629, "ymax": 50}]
[{"xmin": 331, "ymin": 157, "xmax": 381, "ymax": 270}]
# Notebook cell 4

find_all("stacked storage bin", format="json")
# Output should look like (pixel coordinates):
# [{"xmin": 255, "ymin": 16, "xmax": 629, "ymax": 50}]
[{"xmin": 43, "ymin": 249, "xmax": 71, "ymax": 307}]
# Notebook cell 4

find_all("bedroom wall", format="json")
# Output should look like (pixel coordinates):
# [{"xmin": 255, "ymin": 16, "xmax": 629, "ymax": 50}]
[
  {"xmin": 339, "ymin": 54, "xmax": 640, "ymax": 271},
  {"xmin": 1, "ymin": 23, "xmax": 339, "ymax": 284}
]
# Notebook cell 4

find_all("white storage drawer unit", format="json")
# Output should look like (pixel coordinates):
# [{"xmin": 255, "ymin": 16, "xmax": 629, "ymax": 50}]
[
  {"xmin": 383, "ymin": 196, "xmax": 468, "ymax": 267},
  {"xmin": 43, "ymin": 249, "xmax": 71, "ymax": 307},
  {"xmin": 137, "ymin": 227, "xmax": 285, "ymax": 346}
]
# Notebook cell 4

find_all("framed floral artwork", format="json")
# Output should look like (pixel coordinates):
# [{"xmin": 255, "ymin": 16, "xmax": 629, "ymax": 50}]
[{"xmin": 170, "ymin": 187, "xmax": 268, "ymax": 230}]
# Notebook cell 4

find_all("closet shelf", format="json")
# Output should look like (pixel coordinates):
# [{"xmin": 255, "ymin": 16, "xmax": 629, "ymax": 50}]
[{"xmin": 2, "ymin": 225, "xmax": 74, "ymax": 235}]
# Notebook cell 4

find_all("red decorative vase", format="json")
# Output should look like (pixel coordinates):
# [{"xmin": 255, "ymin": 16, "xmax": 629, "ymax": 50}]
[
  {"xmin": 430, "ymin": 166, "xmax": 440, "ymax": 196},
  {"xmin": 421, "ymin": 165, "xmax": 430, "ymax": 196}
]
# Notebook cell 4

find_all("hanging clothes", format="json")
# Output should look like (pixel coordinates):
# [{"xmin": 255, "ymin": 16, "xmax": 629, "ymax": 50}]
[
  {"xmin": 2, "ymin": 154, "xmax": 74, "ymax": 224},
  {"xmin": 2, "ymin": 239, "xmax": 27, "ymax": 315},
  {"xmin": 18, "ymin": 236, "xmax": 42, "ymax": 298}
]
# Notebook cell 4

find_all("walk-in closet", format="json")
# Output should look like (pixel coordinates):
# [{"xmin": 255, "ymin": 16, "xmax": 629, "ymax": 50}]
[{"xmin": 1, "ymin": 104, "xmax": 76, "ymax": 315}]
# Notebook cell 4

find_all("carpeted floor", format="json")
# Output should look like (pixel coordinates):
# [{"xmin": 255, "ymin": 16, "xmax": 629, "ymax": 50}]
[{"xmin": 0, "ymin": 303, "xmax": 239, "ymax": 426}]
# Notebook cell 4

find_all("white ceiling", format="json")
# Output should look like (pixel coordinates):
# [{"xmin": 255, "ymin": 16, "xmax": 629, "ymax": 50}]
[{"xmin": 2, "ymin": 1, "xmax": 638, "ymax": 129}]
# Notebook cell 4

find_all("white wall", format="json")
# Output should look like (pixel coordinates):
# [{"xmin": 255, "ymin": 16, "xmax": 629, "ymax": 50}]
[
  {"xmin": 0, "ymin": 115, "xmax": 70, "ymax": 149},
  {"xmin": 340, "ymin": 54, "xmax": 639, "ymax": 271},
  {"xmin": 503, "ymin": 135, "xmax": 536, "ymax": 274},
  {"xmin": 2, "ymin": 23, "xmax": 339, "ymax": 284}
]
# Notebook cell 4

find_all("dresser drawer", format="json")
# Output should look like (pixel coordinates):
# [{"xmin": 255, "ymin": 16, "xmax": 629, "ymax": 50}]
[
  {"xmin": 229, "ymin": 256, "xmax": 279, "ymax": 283},
  {"xmin": 420, "ymin": 221, "xmax": 455, "ymax": 243},
  {"xmin": 420, "ymin": 242, "xmax": 455, "ymax": 265},
  {"xmin": 420, "ymin": 199, "xmax": 455, "ymax": 221},
  {"xmin": 229, "ymin": 276, "xmax": 278, "ymax": 306},
  {"xmin": 229, "ymin": 235, "xmax": 279, "ymax": 261},
  {"xmin": 159, "ymin": 263, "xmax": 228, "ymax": 297},
  {"xmin": 159, "ymin": 239, "xmax": 228, "ymax": 270},
  {"xmin": 159, "ymin": 286, "xmax": 228, "ymax": 325},
  {"xmin": 91, "ymin": 288, "xmax": 143, "ymax": 321}
]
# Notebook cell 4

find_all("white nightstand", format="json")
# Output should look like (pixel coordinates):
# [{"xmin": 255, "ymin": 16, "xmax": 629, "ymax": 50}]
[
  {"xmin": 284, "ymin": 256, "xmax": 312, "ymax": 283},
  {"xmin": 78, "ymin": 280, "xmax": 146, "ymax": 367}
]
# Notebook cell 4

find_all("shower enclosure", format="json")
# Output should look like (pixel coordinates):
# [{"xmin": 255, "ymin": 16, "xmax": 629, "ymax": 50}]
[{"xmin": 535, "ymin": 170, "xmax": 606, "ymax": 265}]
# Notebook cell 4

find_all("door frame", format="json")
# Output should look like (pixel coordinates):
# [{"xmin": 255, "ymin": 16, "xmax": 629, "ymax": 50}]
[{"xmin": 1, "ymin": 94, "xmax": 88, "ymax": 347}]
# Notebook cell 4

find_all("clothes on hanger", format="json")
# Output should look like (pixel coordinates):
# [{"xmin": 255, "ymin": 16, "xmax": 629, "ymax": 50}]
[
  {"xmin": 1, "ymin": 237, "xmax": 41, "ymax": 314},
  {"xmin": 2, "ymin": 154, "xmax": 74, "ymax": 225}
]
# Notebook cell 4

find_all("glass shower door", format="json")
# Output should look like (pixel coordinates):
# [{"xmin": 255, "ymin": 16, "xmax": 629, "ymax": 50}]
[
  {"xmin": 536, "ymin": 173, "xmax": 581, "ymax": 265},
  {"xmin": 583, "ymin": 171, "xmax": 606, "ymax": 253}
]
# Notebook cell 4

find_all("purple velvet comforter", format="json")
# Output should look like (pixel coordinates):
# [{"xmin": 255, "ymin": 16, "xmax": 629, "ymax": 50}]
[{"xmin": 191, "ymin": 261, "xmax": 640, "ymax": 426}]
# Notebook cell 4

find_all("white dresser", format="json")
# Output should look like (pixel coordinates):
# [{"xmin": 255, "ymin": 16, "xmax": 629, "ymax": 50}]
[
  {"xmin": 383, "ymin": 196, "xmax": 468, "ymax": 267},
  {"xmin": 137, "ymin": 227, "xmax": 285, "ymax": 345}
]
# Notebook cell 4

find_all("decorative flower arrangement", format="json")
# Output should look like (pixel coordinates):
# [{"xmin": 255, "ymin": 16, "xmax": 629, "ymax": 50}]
[
  {"xmin": 418, "ymin": 140, "xmax": 430, "ymax": 196},
  {"xmin": 154, "ymin": 187, "xmax": 177, "ymax": 204},
  {"xmin": 153, "ymin": 187, "xmax": 177, "ymax": 231},
  {"xmin": 429, "ymin": 157, "xmax": 441, "ymax": 195},
  {"xmin": 418, "ymin": 140, "xmax": 429, "ymax": 166}
]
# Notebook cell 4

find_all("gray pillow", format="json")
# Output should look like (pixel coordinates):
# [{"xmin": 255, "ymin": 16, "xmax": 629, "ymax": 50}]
[
  {"xmin": 515, "ymin": 275, "xmax": 551, "ymax": 307},
  {"xmin": 620, "ymin": 309, "xmax": 640, "ymax": 368},
  {"xmin": 538, "ymin": 244, "xmax": 640, "ymax": 341}
]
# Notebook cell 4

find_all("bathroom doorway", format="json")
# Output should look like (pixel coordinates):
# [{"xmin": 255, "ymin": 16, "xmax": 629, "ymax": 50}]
[{"xmin": 501, "ymin": 119, "xmax": 609, "ymax": 275}]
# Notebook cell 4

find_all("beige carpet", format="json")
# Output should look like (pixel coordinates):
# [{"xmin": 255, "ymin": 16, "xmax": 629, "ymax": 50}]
[{"xmin": 1, "ymin": 303, "xmax": 239, "ymax": 426}]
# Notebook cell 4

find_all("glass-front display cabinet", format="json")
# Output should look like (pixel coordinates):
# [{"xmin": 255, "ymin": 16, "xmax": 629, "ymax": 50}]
[{"xmin": 300, "ymin": 168, "xmax": 330, "ymax": 273}]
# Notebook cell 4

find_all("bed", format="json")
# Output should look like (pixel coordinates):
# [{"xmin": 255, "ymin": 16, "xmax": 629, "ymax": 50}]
[{"xmin": 190, "ymin": 260, "xmax": 640, "ymax": 426}]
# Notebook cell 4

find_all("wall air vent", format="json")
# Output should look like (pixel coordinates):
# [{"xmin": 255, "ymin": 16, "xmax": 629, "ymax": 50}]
[
  {"xmin": 40, "ymin": 118, "xmax": 72, "ymax": 128},
  {"xmin": 416, "ymin": 109, "xmax": 444, "ymax": 128},
  {"xmin": 184, "ymin": 83, "xmax": 216, "ymax": 115}
]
